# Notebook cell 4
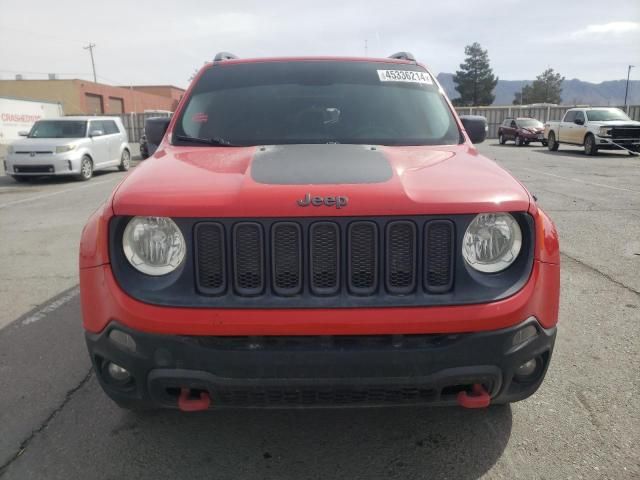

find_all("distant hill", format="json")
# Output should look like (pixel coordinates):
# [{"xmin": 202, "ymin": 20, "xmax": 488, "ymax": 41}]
[{"xmin": 436, "ymin": 73, "xmax": 640, "ymax": 106}]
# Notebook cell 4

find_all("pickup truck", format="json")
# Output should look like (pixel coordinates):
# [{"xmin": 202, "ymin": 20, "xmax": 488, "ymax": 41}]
[{"xmin": 544, "ymin": 107, "xmax": 640, "ymax": 156}]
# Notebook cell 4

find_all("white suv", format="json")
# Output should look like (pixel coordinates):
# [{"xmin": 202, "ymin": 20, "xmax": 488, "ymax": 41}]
[{"xmin": 4, "ymin": 116, "xmax": 131, "ymax": 182}]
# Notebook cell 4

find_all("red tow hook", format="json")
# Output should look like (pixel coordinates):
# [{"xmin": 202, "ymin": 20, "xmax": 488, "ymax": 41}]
[
  {"xmin": 457, "ymin": 384, "xmax": 491, "ymax": 409},
  {"xmin": 178, "ymin": 388, "xmax": 211, "ymax": 412}
]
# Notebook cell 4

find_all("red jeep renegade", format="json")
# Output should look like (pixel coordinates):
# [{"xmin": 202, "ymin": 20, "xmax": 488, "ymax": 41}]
[{"xmin": 80, "ymin": 52, "xmax": 560, "ymax": 411}]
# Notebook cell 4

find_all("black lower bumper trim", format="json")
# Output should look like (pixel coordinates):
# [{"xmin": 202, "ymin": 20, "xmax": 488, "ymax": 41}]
[{"xmin": 86, "ymin": 318, "xmax": 556, "ymax": 409}]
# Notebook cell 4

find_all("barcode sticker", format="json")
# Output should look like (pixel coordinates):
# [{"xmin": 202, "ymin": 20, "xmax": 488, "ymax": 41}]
[{"xmin": 377, "ymin": 70, "xmax": 433, "ymax": 85}]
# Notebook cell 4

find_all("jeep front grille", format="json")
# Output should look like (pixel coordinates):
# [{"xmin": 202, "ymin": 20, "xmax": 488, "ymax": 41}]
[
  {"xmin": 195, "ymin": 218, "xmax": 455, "ymax": 298},
  {"xmin": 271, "ymin": 222, "xmax": 302, "ymax": 295},
  {"xmin": 233, "ymin": 223, "xmax": 265, "ymax": 296},
  {"xmin": 348, "ymin": 221, "xmax": 378, "ymax": 294},
  {"xmin": 424, "ymin": 220, "xmax": 455, "ymax": 292}
]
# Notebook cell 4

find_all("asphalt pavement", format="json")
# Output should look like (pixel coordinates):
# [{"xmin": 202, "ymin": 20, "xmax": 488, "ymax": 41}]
[{"xmin": 0, "ymin": 142, "xmax": 638, "ymax": 479}]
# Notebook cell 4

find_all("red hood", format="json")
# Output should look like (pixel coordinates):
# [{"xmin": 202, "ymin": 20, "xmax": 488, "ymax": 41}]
[{"xmin": 112, "ymin": 144, "xmax": 531, "ymax": 217}]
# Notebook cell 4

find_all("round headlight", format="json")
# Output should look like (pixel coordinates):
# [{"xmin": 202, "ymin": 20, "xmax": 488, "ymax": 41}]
[
  {"xmin": 462, "ymin": 213, "xmax": 522, "ymax": 273},
  {"xmin": 122, "ymin": 216, "xmax": 186, "ymax": 276}
]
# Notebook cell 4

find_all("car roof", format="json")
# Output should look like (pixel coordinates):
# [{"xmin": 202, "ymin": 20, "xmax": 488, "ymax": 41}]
[
  {"xmin": 569, "ymin": 107, "xmax": 620, "ymax": 110},
  {"xmin": 209, "ymin": 56, "xmax": 416, "ymax": 66},
  {"xmin": 43, "ymin": 116, "xmax": 122, "ymax": 121}
]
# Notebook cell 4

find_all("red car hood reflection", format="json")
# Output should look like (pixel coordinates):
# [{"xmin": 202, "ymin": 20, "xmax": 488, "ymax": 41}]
[{"xmin": 112, "ymin": 144, "xmax": 531, "ymax": 217}]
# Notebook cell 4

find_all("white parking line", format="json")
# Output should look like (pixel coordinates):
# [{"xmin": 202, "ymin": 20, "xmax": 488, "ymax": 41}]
[
  {"xmin": 21, "ymin": 287, "xmax": 80, "ymax": 325},
  {"xmin": 518, "ymin": 167, "xmax": 640, "ymax": 194},
  {"xmin": 0, "ymin": 178, "xmax": 114, "ymax": 210}
]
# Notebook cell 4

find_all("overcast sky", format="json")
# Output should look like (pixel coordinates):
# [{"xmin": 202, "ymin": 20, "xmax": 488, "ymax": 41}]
[{"xmin": 0, "ymin": 0, "xmax": 638, "ymax": 88}]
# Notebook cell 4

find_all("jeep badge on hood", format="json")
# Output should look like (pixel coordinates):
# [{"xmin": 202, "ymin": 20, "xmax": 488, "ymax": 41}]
[{"xmin": 297, "ymin": 193, "xmax": 348, "ymax": 209}]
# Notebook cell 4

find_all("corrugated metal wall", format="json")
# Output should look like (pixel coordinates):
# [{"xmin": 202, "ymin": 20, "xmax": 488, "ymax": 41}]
[
  {"xmin": 455, "ymin": 105, "xmax": 640, "ymax": 138},
  {"xmin": 117, "ymin": 112, "xmax": 172, "ymax": 142}
]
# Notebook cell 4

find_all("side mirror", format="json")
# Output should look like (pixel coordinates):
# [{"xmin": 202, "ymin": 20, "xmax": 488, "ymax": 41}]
[
  {"xmin": 89, "ymin": 129, "xmax": 104, "ymax": 137},
  {"xmin": 460, "ymin": 115, "xmax": 488, "ymax": 144},
  {"xmin": 574, "ymin": 118, "xmax": 584, "ymax": 125},
  {"xmin": 145, "ymin": 117, "xmax": 171, "ymax": 147},
  {"xmin": 18, "ymin": 130, "xmax": 29, "ymax": 137}
]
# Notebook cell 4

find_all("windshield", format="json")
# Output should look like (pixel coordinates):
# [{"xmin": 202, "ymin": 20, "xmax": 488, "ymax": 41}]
[
  {"xmin": 585, "ymin": 109, "xmax": 631, "ymax": 122},
  {"xmin": 29, "ymin": 120, "xmax": 87, "ymax": 138},
  {"xmin": 517, "ymin": 119, "xmax": 543, "ymax": 128},
  {"xmin": 175, "ymin": 61, "xmax": 461, "ymax": 146}
]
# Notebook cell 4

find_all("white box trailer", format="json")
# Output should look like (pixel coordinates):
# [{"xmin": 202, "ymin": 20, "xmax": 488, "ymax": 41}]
[{"xmin": 0, "ymin": 97, "xmax": 64, "ymax": 144}]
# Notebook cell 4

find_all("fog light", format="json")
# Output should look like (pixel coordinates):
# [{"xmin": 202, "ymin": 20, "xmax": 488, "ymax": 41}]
[
  {"xmin": 106, "ymin": 362, "xmax": 131, "ymax": 382},
  {"xmin": 109, "ymin": 329, "xmax": 136, "ymax": 352},
  {"xmin": 516, "ymin": 359, "xmax": 537, "ymax": 377}
]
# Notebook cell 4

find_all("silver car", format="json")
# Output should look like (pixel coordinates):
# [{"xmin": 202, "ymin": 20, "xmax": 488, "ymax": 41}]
[{"xmin": 4, "ymin": 116, "xmax": 131, "ymax": 182}]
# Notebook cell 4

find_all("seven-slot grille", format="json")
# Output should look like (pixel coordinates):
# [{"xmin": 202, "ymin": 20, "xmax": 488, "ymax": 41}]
[{"xmin": 195, "ymin": 219, "xmax": 455, "ymax": 297}]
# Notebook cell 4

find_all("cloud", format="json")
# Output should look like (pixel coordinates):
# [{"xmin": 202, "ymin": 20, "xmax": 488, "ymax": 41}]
[
  {"xmin": 1, "ymin": 0, "xmax": 639, "ymax": 85},
  {"xmin": 571, "ymin": 21, "xmax": 640, "ymax": 37}
]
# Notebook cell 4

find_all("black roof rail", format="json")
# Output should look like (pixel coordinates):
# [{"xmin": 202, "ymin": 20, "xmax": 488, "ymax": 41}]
[
  {"xmin": 213, "ymin": 52, "xmax": 239, "ymax": 62},
  {"xmin": 388, "ymin": 52, "xmax": 416, "ymax": 62}
]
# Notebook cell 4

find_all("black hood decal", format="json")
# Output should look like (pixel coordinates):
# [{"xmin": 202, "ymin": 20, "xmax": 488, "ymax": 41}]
[{"xmin": 251, "ymin": 144, "xmax": 393, "ymax": 185}]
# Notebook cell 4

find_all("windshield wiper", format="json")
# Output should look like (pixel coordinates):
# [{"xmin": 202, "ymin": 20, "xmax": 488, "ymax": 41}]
[{"xmin": 175, "ymin": 134, "xmax": 238, "ymax": 147}]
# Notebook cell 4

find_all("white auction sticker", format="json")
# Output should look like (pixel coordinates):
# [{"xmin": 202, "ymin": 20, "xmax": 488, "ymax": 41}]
[{"xmin": 377, "ymin": 70, "xmax": 433, "ymax": 85}]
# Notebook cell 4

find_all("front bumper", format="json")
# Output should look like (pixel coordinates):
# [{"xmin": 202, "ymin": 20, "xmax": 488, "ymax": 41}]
[
  {"xmin": 520, "ymin": 132, "xmax": 546, "ymax": 141},
  {"xmin": 5, "ymin": 152, "xmax": 83, "ymax": 176},
  {"xmin": 596, "ymin": 136, "xmax": 640, "ymax": 150},
  {"xmin": 87, "ymin": 316, "xmax": 556, "ymax": 409}
]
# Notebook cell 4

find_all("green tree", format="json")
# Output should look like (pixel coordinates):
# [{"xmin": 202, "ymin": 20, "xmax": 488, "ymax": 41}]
[
  {"xmin": 513, "ymin": 68, "xmax": 564, "ymax": 104},
  {"xmin": 453, "ymin": 42, "xmax": 498, "ymax": 106}
]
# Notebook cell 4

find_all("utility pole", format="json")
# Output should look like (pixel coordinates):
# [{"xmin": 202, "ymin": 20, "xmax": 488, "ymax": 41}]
[
  {"xmin": 84, "ymin": 43, "xmax": 97, "ymax": 83},
  {"xmin": 624, "ymin": 65, "xmax": 634, "ymax": 112}
]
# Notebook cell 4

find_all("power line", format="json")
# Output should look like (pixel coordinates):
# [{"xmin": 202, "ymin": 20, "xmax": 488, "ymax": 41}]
[{"xmin": 83, "ymin": 43, "xmax": 97, "ymax": 83}]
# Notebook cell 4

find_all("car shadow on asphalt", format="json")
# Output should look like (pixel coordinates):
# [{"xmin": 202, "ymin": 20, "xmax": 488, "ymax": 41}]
[
  {"xmin": 487, "ymin": 142, "xmax": 547, "ymax": 148},
  {"xmin": 534, "ymin": 149, "xmax": 636, "ymax": 159},
  {"xmin": 0, "ymin": 162, "xmax": 140, "ymax": 191},
  {"xmin": 487, "ymin": 142, "xmax": 635, "ymax": 158},
  {"xmin": 114, "ymin": 404, "xmax": 513, "ymax": 479}
]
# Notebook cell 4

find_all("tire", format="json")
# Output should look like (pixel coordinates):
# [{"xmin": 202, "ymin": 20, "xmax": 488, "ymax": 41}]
[
  {"xmin": 515, "ymin": 135, "xmax": 524, "ymax": 146},
  {"xmin": 76, "ymin": 155, "xmax": 93, "ymax": 181},
  {"xmin": 547, "ymin": 131, "xmax": 559, "ymax": 151},
  {"xmin": 119, "ymin": 149, "xmax": 131, "ymax": 171},
  {"xmin": 524, "ymin": 140, "xmax": 530, "ymax": 146},
  {"xmin": 11, "ymin": 175, "xmax": 30, "ymax": 183},
  {"xmin": 499, "ymin": 132, "xmax": 506, "ymax": 145},
  {"xmin": 584, "ymin": 134, "xmax": 598, "ymax": 156}
]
